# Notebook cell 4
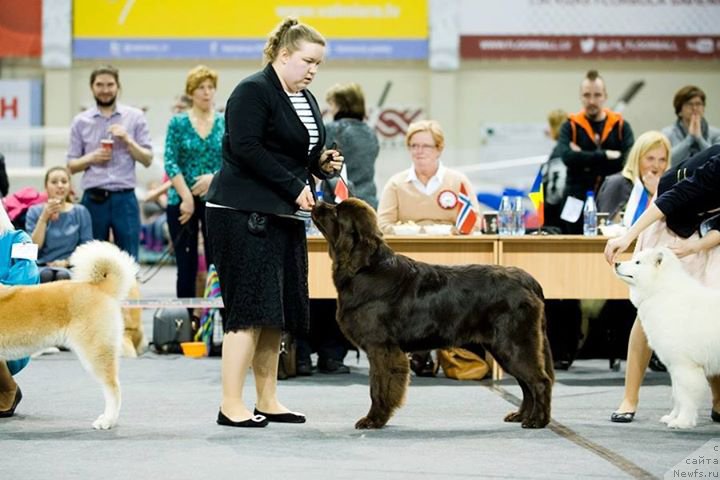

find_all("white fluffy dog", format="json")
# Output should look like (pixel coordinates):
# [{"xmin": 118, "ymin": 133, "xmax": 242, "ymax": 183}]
[{"xmin": 614, "ymin": 247, "xmax": 720, "ymax": 429}]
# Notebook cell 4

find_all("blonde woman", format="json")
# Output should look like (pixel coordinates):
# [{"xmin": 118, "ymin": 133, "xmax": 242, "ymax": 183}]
[
  {"xmin": 606, "ymin": 144, "xmax": 720, "ymax": 423},
  {"xmin": 205, "ymin": 17, "xmax": 342, "ymax": 428},
  {"xmin": 594, "ymin": 132, "xmax": 671, "ymax": 371},
  {"xmin": 597, "ymin": 131, "xmax": 671, "ymax": 225},
  {"xmin": 377, "ymin": 120, "xmax": 479, "ymax": 233}
]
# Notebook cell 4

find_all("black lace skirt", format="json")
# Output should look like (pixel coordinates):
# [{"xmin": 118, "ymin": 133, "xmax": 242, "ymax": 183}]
[{"xmin": 206, "ymin": 207, "xmax": 309, "ymax": 334}]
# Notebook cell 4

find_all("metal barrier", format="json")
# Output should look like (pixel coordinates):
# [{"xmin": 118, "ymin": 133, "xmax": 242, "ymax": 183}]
[{"xmin": 122, "ymin": 298, "xmax": 224, "ymax": 309}]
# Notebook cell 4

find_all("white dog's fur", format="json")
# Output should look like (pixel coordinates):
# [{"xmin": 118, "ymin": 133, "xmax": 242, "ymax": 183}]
[
  {"xmin": 615, "ymin": 247, "xmax": 720, "ymax": 429},
  {"xmin": 0, "ymin": 241, "xmax": 138, "ymax": 429}
]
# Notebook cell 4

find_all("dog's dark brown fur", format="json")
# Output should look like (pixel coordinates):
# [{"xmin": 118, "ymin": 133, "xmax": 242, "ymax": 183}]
[{"xmin": 312, "ymin": 199, "xmax": 554, "ymax": 429}]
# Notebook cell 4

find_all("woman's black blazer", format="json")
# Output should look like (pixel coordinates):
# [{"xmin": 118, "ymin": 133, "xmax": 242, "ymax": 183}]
[
  {"xmin": 656, "ymin": 144, "xmax": 720, "ymax": 237},
  {"xmin": 206, "ymin": 64, "xmax": 330, "ymax": 216}
]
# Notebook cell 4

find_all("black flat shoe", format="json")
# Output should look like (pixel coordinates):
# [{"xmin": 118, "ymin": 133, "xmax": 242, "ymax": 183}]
[
  {"xmin": 648, "ymin": 353, "xmax": 667, "ymax": 372},
  {"xmin": 254, "ymin": 408, "xmax": 306, "ymax": 423},
  {"xmin": 712, "ymin": 410, "xmax": 720, "ymax": 423},
  {"xmin": 0, "ymin": 387, "xmax": 22, "ymax": 418},
  {"xmin": 610, "ymin": 411, "xmax": 635, "ymax": 423},
  {"xmin": 217, "ymin": 410, "xmax": 268, "ymax": 428}
]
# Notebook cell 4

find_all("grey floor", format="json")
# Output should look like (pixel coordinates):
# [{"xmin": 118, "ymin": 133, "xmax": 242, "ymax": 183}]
[{"xmin": 2, "ymin": 265, "xmax": 719, "ymax": 479}]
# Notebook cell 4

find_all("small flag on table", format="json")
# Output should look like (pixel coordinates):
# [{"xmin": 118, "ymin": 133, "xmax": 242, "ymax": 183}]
[
  {"xmin": 455, "ymin": 183, "xmax": 477, "ymax": 235},
  {"xmin": 622, "ymin": 179, "xmax": 651, "ymax": 227},
  {"xmin": 528, "ymin": 167, "xmax": 544, "ymax": 226},
  {"xmin": 334, "ymin": 164, "xmax": 349, "ymax": 203}
]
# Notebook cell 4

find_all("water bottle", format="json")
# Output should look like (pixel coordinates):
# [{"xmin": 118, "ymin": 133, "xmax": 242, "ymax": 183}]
[
  {"xmin": 512, "ymin": 195, "xmax": 525, "ymax": 235},
  {"xmin": 498, "ymin": 195, "xmax": 513, "ymax": 235},
  {"xmin": 583, "ymin": 190, "xmax": 598, "ymax": 236}
]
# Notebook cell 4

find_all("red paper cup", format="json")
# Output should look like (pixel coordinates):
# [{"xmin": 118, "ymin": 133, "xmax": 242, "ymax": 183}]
[{"xmin": 101, "ymin": 139, "xmax": 114, "ymax": 151}]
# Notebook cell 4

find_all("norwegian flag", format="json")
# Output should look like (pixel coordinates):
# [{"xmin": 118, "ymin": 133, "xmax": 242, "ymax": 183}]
[
  {"xmin": 455, "ymin": 183, "xmax": 477, "ymax": 235},
  {"xmin": 334, "ymin": 164, "xmax": 349, "ymax": 202}
]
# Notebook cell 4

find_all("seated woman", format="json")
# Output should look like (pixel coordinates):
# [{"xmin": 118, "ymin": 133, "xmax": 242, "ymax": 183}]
[
  {"xmin": 594, "ymin": 131, "xmax": 671, "ymax": 370},
  {"xmin": 377, "ymin": 120, "xmax": 481, "ymax": 376},
  {"xmin": 25, "ymin": 166, "xmax": 92, "ymax": 282},
  {"xmin": 0, "ymin": 201, "xmax": 40, "ymax": 417},
  {"xmin": 377, "ymin": 119, "xmax": 480, "ymax": 233}
]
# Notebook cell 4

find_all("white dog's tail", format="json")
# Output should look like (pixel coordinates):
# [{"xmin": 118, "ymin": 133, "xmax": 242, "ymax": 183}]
[{"xmin": 70, "ymin": 241, "xmax": 139, "ymax": 300}]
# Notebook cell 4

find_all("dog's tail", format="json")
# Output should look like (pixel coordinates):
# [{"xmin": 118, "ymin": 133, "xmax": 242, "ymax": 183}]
[{"xmin": 70, "ymin": 241, "xmax": 139, "ymax": 300}]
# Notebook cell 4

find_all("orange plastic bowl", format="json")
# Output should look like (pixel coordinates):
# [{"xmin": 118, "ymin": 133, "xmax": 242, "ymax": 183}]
[{"xmin": 180, "ymin": 341, "xmax": 207, "ymax": 358}]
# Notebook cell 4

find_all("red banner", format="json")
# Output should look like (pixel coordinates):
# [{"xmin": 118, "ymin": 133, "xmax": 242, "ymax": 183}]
[
  {"xmin": 461, "ymin": 35, "xmax": 720, "ymax": 60},
  {"xmin": 0, "ymin": 0, "xmax": 42, "ymax": 58}
]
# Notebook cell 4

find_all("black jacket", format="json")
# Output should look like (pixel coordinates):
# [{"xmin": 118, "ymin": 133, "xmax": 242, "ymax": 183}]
[
  {"xmin": 656, "ymin": 145, "xmax": 720, "ymax": 238},
  {"xmin": 555, "ymin": 110, "xmax": 634, "ymax": 202},
  {"xmin": 206, "ymin": 64, "xmax": 331, "ymax": 215}
]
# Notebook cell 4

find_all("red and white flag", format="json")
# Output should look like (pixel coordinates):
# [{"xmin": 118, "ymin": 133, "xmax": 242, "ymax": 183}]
[
  {"xmin": 455, "ymin": 183, "xmax": 477, "ymax": 235},
  {"xmin": 334, "ymin": 164, "xmax": 349, "ymax": 203}
]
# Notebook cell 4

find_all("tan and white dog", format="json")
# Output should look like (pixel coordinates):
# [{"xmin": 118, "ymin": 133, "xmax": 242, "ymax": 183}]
[
  {"xmin": 0, "ymin": 241, "xmax": 138, "ymax": 429},
  {"xmin": 614, "ymin": 247, "xmax": 720, "ymax": 429}
]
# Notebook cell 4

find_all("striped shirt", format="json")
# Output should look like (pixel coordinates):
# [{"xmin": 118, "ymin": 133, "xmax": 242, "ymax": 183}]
[{"xmin": 287, "ymin": 92, "xmax": 318, "ymax": 154}]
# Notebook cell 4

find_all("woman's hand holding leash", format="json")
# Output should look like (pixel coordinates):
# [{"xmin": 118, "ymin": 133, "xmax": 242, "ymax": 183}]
[{"xmin": 320, "ymin": 143, "xmax": 344, "ymax": 175}]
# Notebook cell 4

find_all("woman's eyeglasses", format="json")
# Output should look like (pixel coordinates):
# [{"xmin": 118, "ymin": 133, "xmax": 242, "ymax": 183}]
[{"xmin": 409, "ymin": 143, "xmax": 437, "ymax": 152}]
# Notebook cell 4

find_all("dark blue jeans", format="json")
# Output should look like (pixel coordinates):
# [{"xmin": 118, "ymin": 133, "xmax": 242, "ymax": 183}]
[{"xmin": 81, "ymin": 189, "xmax": 140, "ymax": 259}]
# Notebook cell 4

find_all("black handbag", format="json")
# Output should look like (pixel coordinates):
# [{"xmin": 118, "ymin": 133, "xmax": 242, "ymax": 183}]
[
  {"xmin": 277, "ymin": 332, "xmax": 297, "ymax": 380},
  {"xmin": 152, "ymin": 308, "xmax": 192, "ymax": 354}
]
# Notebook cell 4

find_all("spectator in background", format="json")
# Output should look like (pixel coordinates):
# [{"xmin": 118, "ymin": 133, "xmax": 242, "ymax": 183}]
[
  {"xmin": 662, "ymin": 85, "xmax": 720, "ymax": 164},
  {"xmin": 547, "ymin": 70, "xmax": 634, "ymax": 370},
  {"xmin": 597, "ymin": 131, "xmax": 670, "ymax": 225},
  {"xmin": 593, "ymin": 131, "xmax": 671, "ymax": 370},
  {"xmin": 323, "ymin": 82, "xmax": 379, "ymax": 208},
  {"xmin": 25, "ymin": 166, "xmax": 92, "ymax": 282},
  {"xmin": 555, "ymin": 69, "xmax": 635, "ymax": 234},
  {"xmin": 67, "ymin": 65, "xmax": 153, "ymax": 259},
  {"xmin": 164, "ymin": 65, "xmax": 224, "ymax": 316},
  {"xmin": 377, "ymin": 120, "xmax": 480, "ymax": 233},
  {"xmin": 0, "ymin": 200, "xmax": 40, "ymax": 418},
  {"xmin": 377, "ymin": 120, "xmax": 480, "ymax": 376}
]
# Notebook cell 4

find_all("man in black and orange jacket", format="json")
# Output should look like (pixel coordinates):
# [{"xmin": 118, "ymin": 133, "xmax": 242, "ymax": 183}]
[{"xmin": 555, "ymin": 69, "xmax": 634, "ymax": 234}]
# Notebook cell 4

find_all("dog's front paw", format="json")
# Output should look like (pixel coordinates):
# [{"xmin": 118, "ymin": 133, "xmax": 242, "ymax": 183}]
[
  {"xmin": 92, "ymin": 414, "xmax": 116, "ymax": 430},
  {"xmin": 660, "ymin": 414, "xmax": 675, "ymax": 425},
  {"xmin": 355, "ymin": 416, "xmax": 385, "ymax": 429},
  {"xmin": 504, "ymin": 411, "xmax": 523, "ymax": 423},
  {"xmin": 521, "ymin": 416, "xmax": 550, "ymax": 429},
  {"xmin": 666, "ymin": 417, "xmax": 696, "ymax": 429}
]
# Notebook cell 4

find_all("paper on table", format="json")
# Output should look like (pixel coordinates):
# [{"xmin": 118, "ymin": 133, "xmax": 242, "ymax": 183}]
[{"xmin": 560, "ymin": 196, "xmax": 583, "ymax": 223}]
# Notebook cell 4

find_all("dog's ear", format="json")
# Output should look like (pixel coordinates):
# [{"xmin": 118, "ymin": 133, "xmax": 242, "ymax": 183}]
[{"xmin": 335, "ymin": 200, "xmax": 382, "ymax": 275}]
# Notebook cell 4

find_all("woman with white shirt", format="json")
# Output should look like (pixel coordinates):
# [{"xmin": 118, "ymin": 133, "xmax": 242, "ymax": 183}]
[{"xmin": 377, "ymin": 120, "xmax": 480, "ymax": 234}]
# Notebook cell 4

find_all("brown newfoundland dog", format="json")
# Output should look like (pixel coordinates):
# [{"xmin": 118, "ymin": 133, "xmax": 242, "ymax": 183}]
[{"xmin": 311, "ymin": 198, "xmax": 554, "ymax": 429}]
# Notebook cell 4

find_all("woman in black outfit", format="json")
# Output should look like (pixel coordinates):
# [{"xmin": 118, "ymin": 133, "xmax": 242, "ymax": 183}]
[{"xmin": 205, "ymin": 17, "xmax": 343, "ymax": 428}]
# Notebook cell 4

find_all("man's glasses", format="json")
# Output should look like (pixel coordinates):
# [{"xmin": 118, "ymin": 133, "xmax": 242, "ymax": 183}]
[
  {"xmin": 409, "ymin": 143, "xmax": 437, "ymax": 152},
  {"xmin": 684, "ymin": 100, "xmax": 705, "ymax": 109}
]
